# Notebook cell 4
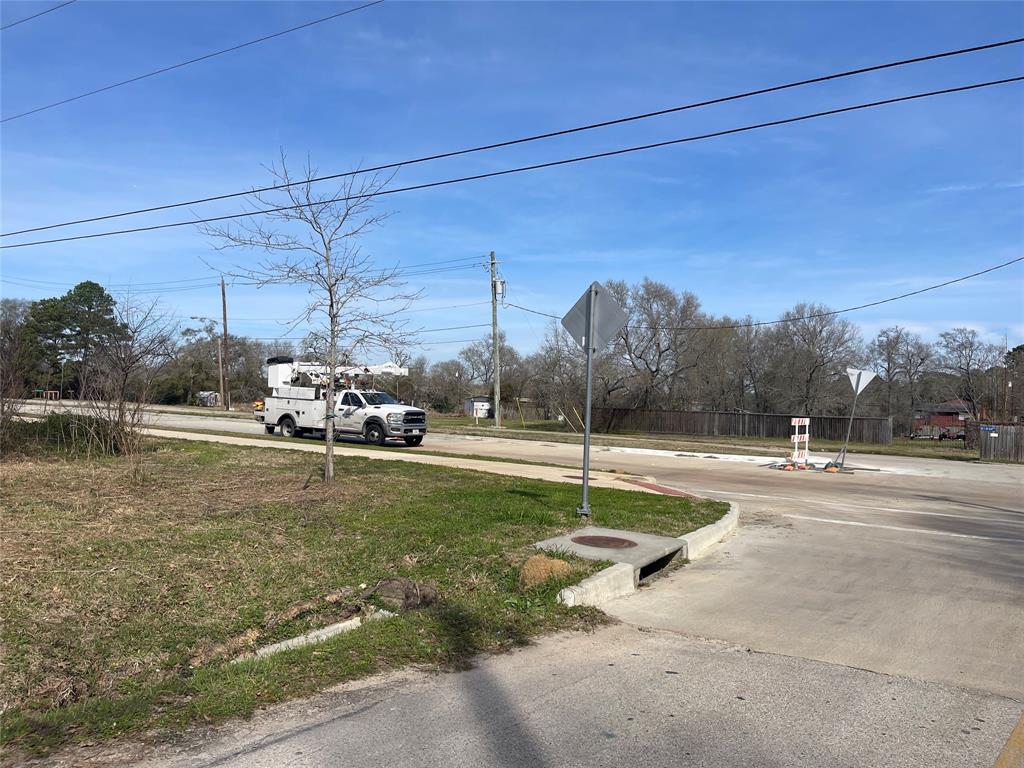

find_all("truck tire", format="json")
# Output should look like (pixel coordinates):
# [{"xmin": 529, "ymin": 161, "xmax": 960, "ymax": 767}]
[
  {"xmin": 264, "ymin": 425, "xmax": 275, "ymax": 435},
  {"xmin": 365, "ymin": 421, "xmax": 387, "ymax": 446},
  {"xmin": 404, "ymin": 436, "xmax": 423, "ymax": 447},
  {"xmin": 279, "ymin": 415, "xmax": 297, "ymax": 438}
]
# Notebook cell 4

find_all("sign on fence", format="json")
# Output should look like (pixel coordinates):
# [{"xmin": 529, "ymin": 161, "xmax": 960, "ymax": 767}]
[{"xmin": 978, "ymin": 424, "xmax": 1023, "ymax": 462}]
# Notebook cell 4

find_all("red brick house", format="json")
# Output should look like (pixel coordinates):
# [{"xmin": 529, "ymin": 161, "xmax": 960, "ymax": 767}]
[{"xmin": 912, "ymin": 399, "xmax": 988, "ymax": 432}]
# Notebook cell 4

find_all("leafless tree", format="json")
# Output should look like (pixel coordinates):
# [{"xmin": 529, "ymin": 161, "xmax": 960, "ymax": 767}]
[
  {"xmin": 84, "ymin": 297, "xmax": 178, "ymax": 477},
  {"xmin": 606, "ymin": 279, "xmax": 708, "ymax": 409},
  {"xmin": 201, "ymin": 153, "xmax": 418, "ymax": 483},
  {"xmin": 734, "ymin": 321, "xmax": 772, "ymax": 412},
  {"xmin": 897, "ymin": 332, "xmax": 933, "ymax": 424},
  {"xmin": 770, "ymin": 304, "xmax": 863, "ymax": 415},
  {"xmin": 937, "ymin": 327, "xmax": 998, "ymax": 420},
  {"xmin": 868, "ymin": 326, "xmax": 906, "ymax": 417},
  {"xmin": 524, "ymin": 322, "xmax": 586, "ymax": 421}
]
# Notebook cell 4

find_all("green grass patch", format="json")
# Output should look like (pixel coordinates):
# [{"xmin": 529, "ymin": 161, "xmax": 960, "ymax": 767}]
[{"xmin": 0, "ymin": 439, "xmax": 725, "ymax": 758}]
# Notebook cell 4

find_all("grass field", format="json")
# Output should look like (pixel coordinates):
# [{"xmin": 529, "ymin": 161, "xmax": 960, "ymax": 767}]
[{"xmin": 0, "ymin": 437, "xmax": 725, "ymax": 758}]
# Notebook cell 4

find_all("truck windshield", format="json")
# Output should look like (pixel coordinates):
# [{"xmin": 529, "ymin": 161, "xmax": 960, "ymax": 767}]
[{"xmin": 361, "ymin": 392, "xmax": 397, "ymax": 405}]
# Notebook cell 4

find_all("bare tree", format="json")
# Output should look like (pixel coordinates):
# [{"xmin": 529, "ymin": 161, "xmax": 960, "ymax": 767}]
[
  {"xmin": 201, "ymin": 153, "xmax": 418, "ymax": 483},
  {"xmin": 84, "ymin": 296, "xmax": 178, "ymax": 477},
  {"xmin": 770, "ymin": 304, "xmax": 863, "ymax": 415},
  {"xmin": 734, "ymin": 321, "xmax": 772, "ymax": 412},
  {"xmin": 868, "ymin": 326, "xmax": 906, "ymax": 417},
  {"xmin": 606, "ymin": 279, "xmax": 708, "ymax": 410},
  {"xmin": 897, "ymin": 332, "xmax": 933, "ymax": 427},
  {"xmin": 937, "ymin": 327, "xmax": 998, "ymax": 420}
]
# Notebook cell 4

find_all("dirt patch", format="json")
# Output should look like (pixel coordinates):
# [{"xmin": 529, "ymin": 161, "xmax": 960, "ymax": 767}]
[
  {"xmin": 519, "ymin": 555, "xmax": 572, "ymax": 589},
  {"xmin": 366, "ymin": 578, "xmax": 439, "ymax": 612}
]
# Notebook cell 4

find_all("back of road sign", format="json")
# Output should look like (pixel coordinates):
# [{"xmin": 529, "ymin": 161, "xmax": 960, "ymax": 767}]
[
  {"xmin": 561, "ymin": 282, "xmax": 628, "ymax": 350},
  {"xmin": 847, "ymin": 368, "xmax": 877, "ymax": 395}
]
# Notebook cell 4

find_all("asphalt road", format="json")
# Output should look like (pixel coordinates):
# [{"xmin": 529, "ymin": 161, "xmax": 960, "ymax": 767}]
[{"xmin": 21, "ymin": 403, "xmax": 1024, "ymax": 766}]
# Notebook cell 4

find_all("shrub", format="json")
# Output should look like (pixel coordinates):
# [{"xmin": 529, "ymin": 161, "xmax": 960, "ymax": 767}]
[{"xmin": 0, "ymin": 413, "xmax": 131, "ymax": 458}]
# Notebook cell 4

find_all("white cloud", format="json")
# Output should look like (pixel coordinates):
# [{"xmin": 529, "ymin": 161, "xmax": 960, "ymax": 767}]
[{"xmin": 926, "ymin": 180, "xmax": 1024, "ymax": 194}]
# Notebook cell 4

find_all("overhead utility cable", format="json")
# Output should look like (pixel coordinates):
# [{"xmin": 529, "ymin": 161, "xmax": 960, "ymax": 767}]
[
  {"xmin": 0, "ymin": 0, "xmax": 384, "ymax": 122},
  {"xmin": 1, "ymin": 0, "xmax": 76, "ymax": 31},
  {"xmin": 4, "ymin": 76, "xmax": 1021, "ymax": 250},
  {"xmin": 503, "ymin": 256, "xmax": 1024, "ymax": 330},
  {"xmin": 6, "ymin": 36, "xmax": 1020, "ymax": 236}
]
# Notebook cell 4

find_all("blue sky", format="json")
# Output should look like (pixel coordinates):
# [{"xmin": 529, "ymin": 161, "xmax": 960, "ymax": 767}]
[{"xmin": 2, "ymin": 0, "xmax": 1022, "ymax": 361}]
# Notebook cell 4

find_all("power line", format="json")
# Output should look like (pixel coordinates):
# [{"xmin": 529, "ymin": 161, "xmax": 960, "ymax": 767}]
[
  {"xmin": 0, "ymin": 256, "xmax": 486, "ymax": 292},
  {"xmin": 0, "ymin": 0, "xmax": 76, "ymax": 31},
  {"xmin": 0, "ymin": 276, "xmax": 223, "ymax": 295},
  {"xmin": 503, "ymin": 256, "xmax": 1024, "ymax": 331},
  {"xmin": 5, "ymin": 75, "xmax": 1021, "ymax": 251},
  {"xmin": 1, "ymin": 274, "xmax": 220, "ymax": 289},
  {"xmin": 167, "ymin": 300, "xmax": 492, "ymax": 321},
  {"xmin": 7, "ymin": 36, "xmax": 1021, "ymax": 238},
  {"xmin": 222, "ymin": 324, "xmax": 491, "ymax": 341},
  {"xmin": 0, "ymin": 0, "xmax": 384, "ymax": 123}
]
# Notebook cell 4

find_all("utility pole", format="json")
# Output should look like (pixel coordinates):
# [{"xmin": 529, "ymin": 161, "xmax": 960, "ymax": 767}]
[
  {"xmin": 1003, "ymin": 332, "xmax": 1010, "ymax": 421},
  {"xmin": 490, "ymin": 251, "xmax": 502, "ymax": 428},
  {"xmin": 220, "ymin": 277, "xmax": 230, "ymax": 411}
]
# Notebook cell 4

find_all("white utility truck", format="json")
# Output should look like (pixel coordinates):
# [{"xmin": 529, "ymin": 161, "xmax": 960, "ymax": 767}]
[{"xmin": 255, "ymin": 357, "xmax": 427, "ymax": 446}]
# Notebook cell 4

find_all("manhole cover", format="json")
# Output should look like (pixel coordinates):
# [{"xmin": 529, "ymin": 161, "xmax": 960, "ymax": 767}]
[{"xmin": 571, "ymin": 535, "xmax": 637, "ymax": 549}]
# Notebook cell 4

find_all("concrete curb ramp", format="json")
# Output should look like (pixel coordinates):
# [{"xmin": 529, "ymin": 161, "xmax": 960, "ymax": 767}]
[{"xmin": 558, "ymin": 502, "xmax": 739, "ymax": 608}]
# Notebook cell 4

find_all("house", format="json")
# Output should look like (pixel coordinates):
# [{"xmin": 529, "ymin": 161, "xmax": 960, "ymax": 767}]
[{"xmin": 912, "ymin": 399, "xmax": 987, "ymax": 431}]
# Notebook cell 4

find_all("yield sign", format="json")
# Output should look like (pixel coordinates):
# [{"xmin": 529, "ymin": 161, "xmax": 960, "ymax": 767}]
[
  {"xmin": 846, "ymin": 368, "xmax": 877, "ymax": 395},
  {"xmin": 561, "ymin": 282, "xmax": 628, "ymax": 351}
]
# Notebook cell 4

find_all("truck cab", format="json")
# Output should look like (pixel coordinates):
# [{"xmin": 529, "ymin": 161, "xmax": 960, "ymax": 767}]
[
  {"xmin": 335, "ymin": 389, "xmax": 427, "ymax": 446},
  {"xmin": 255, "ymin": 357, "xmax": 427, "ymax": 446}
]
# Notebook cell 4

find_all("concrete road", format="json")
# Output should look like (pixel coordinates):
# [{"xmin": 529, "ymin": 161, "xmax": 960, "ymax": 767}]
[
  {"xmin": 22, "ymin": 402, "xmax": 1024, "ymax": 766},
  {"xmin": 136, "ymin": 625, "xmax": 1018, "ymax": 768}
]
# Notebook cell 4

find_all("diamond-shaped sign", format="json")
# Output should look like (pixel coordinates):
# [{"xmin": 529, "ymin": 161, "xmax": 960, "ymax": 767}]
[{"xmin": 561, "ymin": 282, "xmax": 628, "ymax": 351}]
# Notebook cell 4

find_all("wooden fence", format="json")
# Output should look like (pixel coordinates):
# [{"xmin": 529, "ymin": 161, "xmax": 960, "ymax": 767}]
[
  {"xmin": 593, "ymin": 407, "xmax": 893, "ymax": 444},
  {"xmin": 978, "ymin": 424, "xmax": 1024, "ymax": 463}
]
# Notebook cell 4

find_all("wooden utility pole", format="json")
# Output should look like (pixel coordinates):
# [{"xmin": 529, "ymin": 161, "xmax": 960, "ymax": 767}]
[
  {"xmin": 490, "ymin": 251, "xmax": 502, "ymax": 427},
  {"xmin": 220, "ymin": 277, "xmax": 230, "ymax": 411}
]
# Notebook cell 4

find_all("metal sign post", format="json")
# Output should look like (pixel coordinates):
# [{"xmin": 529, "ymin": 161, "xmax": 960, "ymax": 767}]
[
  {"xmin": 562, "ymin": 282, "xmax": 627, "ymax": 519},
  {"xmin": 835, "ymin": 368, "xmax": 877, "ymax": 470}
]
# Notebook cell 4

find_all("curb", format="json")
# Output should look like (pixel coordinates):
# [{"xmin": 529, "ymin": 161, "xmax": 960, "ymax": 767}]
[
  {"xmin": 558, "ymin": 563, "xmax": 636, "ymax": 607},
  {"xmin": 557, "ymin": 501, "xmax": 739, "ymax": 608},
  {"xmin": 677, "ymin": 501, "xmax": 740, "ymax": 560}
]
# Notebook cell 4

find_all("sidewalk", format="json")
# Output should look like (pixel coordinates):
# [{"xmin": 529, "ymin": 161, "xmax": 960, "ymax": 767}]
[{"xmin": 146, "ymin": 427, "xmax": 661, "ymax": 494}]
